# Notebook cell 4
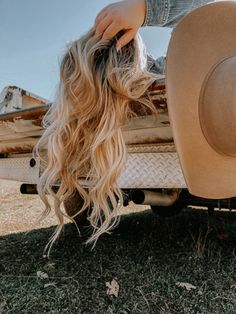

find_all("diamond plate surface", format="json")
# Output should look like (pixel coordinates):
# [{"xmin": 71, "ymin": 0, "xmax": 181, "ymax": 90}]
[
  {"xmin": 0, "ymin": 156, "xmax": 40, "ymax": 183},
  {"xmin": 0, "ymin": 152, "xmax": 186, "ymax": 189},
  {"xmin": 118, "ymin": 152, "xmax": 186, "ymax": 188},
  {"xmin": 127, "ymin": 143, "xmax": 176, "ymax": 153}
]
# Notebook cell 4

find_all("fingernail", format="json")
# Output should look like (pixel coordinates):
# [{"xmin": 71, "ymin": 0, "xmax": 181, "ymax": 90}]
[{"xmin": 116, "ymin": 44, "xmax": 121, "ymax": 52}]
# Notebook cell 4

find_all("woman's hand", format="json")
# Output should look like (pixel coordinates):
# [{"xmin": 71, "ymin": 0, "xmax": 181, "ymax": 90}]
[{"xmin": 94, "ymin": 0, "xmax": 146, "ymax": 50}]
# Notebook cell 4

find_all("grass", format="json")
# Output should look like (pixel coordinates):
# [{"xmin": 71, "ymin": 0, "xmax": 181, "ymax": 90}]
[{"xmin": 1, "ymin": 207, "xmax": 236, "ymax": 313}]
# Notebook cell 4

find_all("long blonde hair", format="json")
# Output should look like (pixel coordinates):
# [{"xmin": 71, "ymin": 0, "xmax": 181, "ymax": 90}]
[{"xmin": 33, "ymin": 29, "xmax": 159, "ymax": 256}]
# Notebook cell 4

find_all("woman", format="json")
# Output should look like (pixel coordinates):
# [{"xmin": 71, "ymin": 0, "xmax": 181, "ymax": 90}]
[
  {"xmin": 35, "ymin": 29, "xmax": 160, "ymax": 256},
  {"xmin": 94, "ymin": 0, "xmax": 212, "ymax": 50},
  {"xmin": 35, "ymin": 0, "xmax": 212, "ymax": 256}
]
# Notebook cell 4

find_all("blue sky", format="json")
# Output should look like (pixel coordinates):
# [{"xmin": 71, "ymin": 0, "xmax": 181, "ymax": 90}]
[{"xmin": 0, "ymin": 0, "xmax": 171, "ymax": 101}]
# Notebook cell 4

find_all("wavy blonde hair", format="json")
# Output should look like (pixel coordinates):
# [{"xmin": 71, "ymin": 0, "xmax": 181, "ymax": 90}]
[{"xmin": 33, "ymin": 29, "xmax": 159, "ymax": 256}]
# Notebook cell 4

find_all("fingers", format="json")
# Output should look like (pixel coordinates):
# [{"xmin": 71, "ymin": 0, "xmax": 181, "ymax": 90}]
[
  {"xmin": 116, "ymin": 29, "xmax": 136, "ymax": 50},
  {"xmin": 94, "ymin": 3, "xmax": 125, "ymax": 39},
  {"xmin": 94, "ymin": 8, "xmax": 108, "ymax": 26},
  {"xmin": 95, "ymin": 15, "xmax": 114, "ymax": 37},
  {"xmin": 94, "ymin": 1, "xmax": 136, "ymax": 48},
  {"xmin": 94, "ymin": 3, "xmax": 113, "ymax": 29},
  {"xmin": 101, "ymin": 21, "xmax": 123, "ymax": 40}
]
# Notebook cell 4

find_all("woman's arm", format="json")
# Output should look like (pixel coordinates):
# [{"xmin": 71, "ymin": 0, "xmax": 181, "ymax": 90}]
[{"xmin": 94, "ymin": 0, "xmax": 212, "ymax": 49}]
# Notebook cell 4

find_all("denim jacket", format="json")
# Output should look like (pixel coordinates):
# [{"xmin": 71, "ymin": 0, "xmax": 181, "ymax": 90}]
[
  {"xmin": 144, "ymin": 0, "xmax": 212, "ymax": 74},
  {"xmin": 143, "ymin": 0, "xmax": 212, "ymax": 28}
]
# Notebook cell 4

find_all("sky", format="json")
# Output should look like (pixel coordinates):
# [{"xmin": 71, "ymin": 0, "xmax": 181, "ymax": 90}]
[{"xmin": 0, "ymin": 0, "xmax": 172, "ymax": 101}]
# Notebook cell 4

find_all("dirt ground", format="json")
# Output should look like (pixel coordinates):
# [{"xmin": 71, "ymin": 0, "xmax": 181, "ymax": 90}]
[
  {"xmin": 0, "ymin": 179, "xmax": 57, "ymax": 236},
  {"xmin": 2, "ymin": 179, "xmax": 236, "ymax": 313},
  {"xmin": 2, "ymin": 200, "xmax": 236, "ymax": 313},
  {"xmin": 0, "ymin": 179, "xmax": 146, "ymax": 236}
]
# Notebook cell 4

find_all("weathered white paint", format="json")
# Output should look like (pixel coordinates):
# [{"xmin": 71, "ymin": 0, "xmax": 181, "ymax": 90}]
[
  {"xmin": 0, "ymin": 85, "xmax": 50, "ymax": 114},
  {"xmin": 0, "ymin": 118, "xmax": 42, "ymax": 134},
  {"xmin": 0, "ymin": 111, "xmax": 172, "ymax": 153}
]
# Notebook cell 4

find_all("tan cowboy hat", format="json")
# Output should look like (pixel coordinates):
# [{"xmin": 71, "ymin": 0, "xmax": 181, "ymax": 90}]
[{"xmin": 166, "ymin": 1, "xmax": 236, "ymax": 199}]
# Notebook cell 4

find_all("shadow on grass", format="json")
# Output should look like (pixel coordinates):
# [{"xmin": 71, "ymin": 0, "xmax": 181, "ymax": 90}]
[{"xmin": 1, "ymin": 208, "xmax": 236, "ymax": 313}]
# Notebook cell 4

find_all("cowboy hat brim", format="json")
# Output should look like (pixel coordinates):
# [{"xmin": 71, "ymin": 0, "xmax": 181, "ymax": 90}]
[{"xmin": 166, "ymin": 1, "xmax": 236, "ymax": 198}]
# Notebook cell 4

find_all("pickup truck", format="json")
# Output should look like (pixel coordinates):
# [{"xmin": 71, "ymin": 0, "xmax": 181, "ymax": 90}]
[{"xmin": 1, "ymin": 84, "xmax": 235, "ymax": 218}]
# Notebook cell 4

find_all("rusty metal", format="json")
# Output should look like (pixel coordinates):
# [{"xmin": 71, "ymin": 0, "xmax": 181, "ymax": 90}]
[
  {"xmin": 0, "ymin": 104, "xmax": 50, "ymax": 122},
  {"xmin": 0, "ymin": 145, "xmax": 35, "ymax": 154},
  {"xmin": 0, "ymin": 104, "xmax": 50, "ymax": 153},
  {"xmin": 0, "ymin": 82, "xmax": 172, "ymax": 154},
  {"xmin": 0, "ymin": 85, "xmax": 50, "ymax": 114}
]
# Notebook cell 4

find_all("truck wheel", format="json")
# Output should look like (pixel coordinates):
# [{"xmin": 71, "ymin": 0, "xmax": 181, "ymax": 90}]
[{"xmin": 151, "ymin": 190, "xmax": 187, "ymax": 217}]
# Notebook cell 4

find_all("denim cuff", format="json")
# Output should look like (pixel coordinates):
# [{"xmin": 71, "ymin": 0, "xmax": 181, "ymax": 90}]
[
  {"xmin": 165, "ymin": 0, "xmax": 212, "ymax": 28},
  {"xmin": 143, "ymin": 0, "xmax": 168, "ymax": 27},
  {"xmin": 143, "ymin": 0, "xmax": 212, "ymax": 28},
  {"xmin": 142, "ymin": 0, "xmax": 151, "ymax": 26}
]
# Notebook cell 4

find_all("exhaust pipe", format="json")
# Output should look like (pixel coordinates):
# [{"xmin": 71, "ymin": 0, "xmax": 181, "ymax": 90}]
[
  {"xmin": 130, "ymin": 189, "xmax": 179, "ymax": 206},
  {"xmin": 20, "ymin": 184, "xmax": 59, "ymax": 194},
  {"xmin": 20, "ymin": 184, "xmax": 38, "ymax": 194}
]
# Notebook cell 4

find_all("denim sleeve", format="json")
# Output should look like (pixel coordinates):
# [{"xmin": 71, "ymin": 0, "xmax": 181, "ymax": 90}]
[
  {"xmin": 147, "ymin": 54, "xmax": 166, "ymax": 74},
  {"xmin": 143, "ymin": 0, "xmax": 212, "ymax": 28}
]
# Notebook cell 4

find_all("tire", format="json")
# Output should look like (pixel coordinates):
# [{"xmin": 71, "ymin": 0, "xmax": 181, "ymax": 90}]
[{"xmin": 151, "ymin": 189, "xmax": 187, "ymax": 217}]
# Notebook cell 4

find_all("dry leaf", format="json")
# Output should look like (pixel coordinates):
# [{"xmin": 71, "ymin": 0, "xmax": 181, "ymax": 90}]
[
  {"xmin": 44, "ymin": 282, "xmax": 57, "ymax": 288},
  {"xmin": 106, "ymin": 278, "xmax": 119, "ymax": 297},
  {"xmin": 176, "ymin": 282, "xmax": 196, "ymax": 291},
  {"xmin": 44, "ymin": 262, "xmax": 56, "ymax": 270},
  {"xmin": 37, "ymin": 271, "xmax": 49, "ymax": 279}
]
